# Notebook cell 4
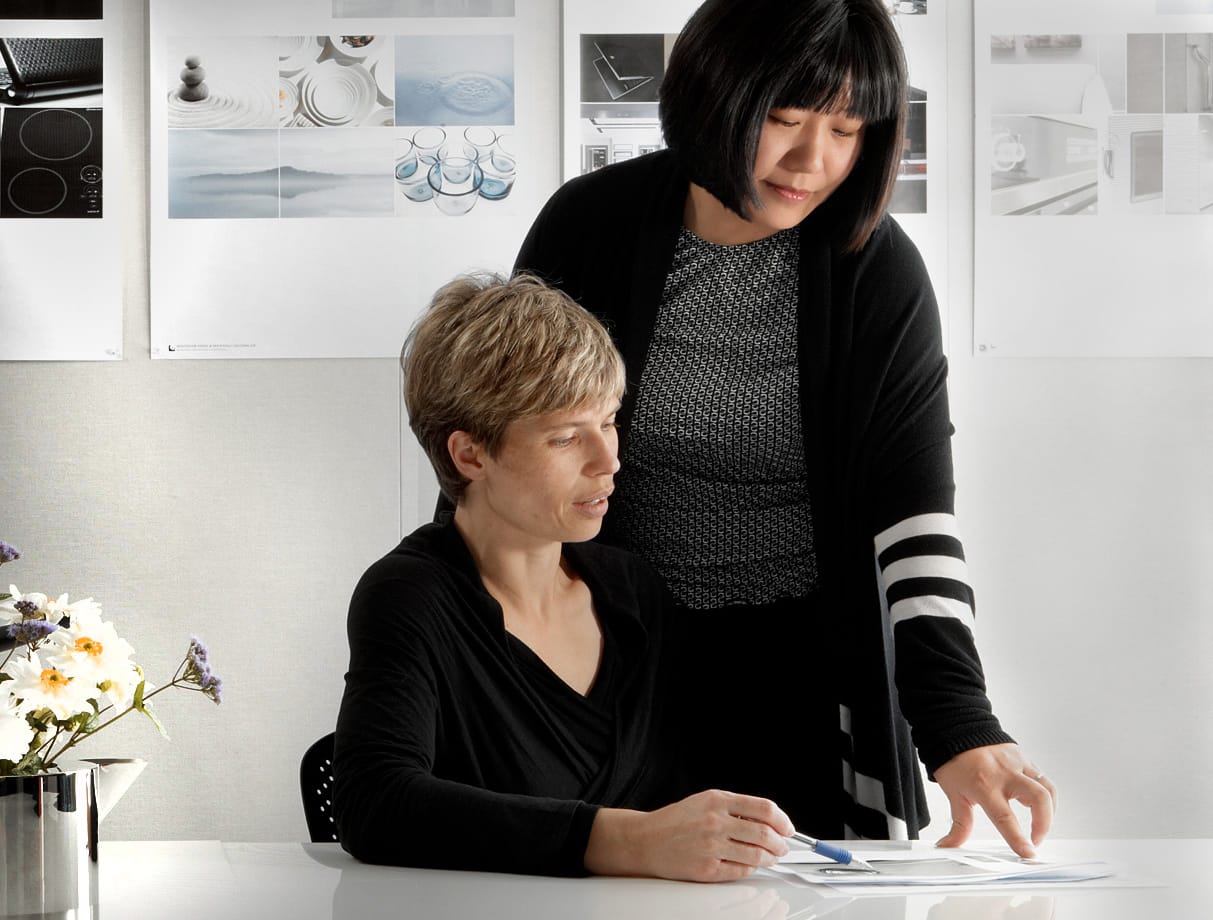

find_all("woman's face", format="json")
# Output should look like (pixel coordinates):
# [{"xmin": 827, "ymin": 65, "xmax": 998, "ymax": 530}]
[
  {"xmin": 746, "ymin": 106, "xmax": 866, "ymax": 236},
  {"xmin": 473, "ymin": 397, "xmax": 621, "ymax": 548}
]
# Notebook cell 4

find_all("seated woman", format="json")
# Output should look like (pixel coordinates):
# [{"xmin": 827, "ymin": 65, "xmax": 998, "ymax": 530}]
[{"xmin": 333, "ymin": 273, "xmax": 793, "ymax": 882}]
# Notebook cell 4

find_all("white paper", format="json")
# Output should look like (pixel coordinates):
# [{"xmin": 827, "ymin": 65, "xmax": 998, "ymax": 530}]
[
  {"xmin": 774, "ymin": 846, "xmax": 1115, "ymax": 889},
  {"xmin": 148, "ymin": 0, "xmax": 557, "ymax": 358},
  {"xmin": 0, "ymin": 2, "xmax": 124, "ymax": 361},
  {"xmin": 974, "ymin": 0, "xmax": 1213, "ymax": 356}
]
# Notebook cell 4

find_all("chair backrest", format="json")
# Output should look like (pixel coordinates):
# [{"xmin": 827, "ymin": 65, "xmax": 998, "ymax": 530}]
[{"xmin": 300, "ymin": 732, "xmax": 338, "ymax": 843}]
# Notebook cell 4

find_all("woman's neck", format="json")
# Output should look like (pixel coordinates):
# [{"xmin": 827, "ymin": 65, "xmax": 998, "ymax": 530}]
[
  {"xmin": 684, "ymin": 182, "xmax": 773, "ymax": 245},
  {"xmin": 452, "ymin": 503, "xmax": 572, "ymax": 624}
]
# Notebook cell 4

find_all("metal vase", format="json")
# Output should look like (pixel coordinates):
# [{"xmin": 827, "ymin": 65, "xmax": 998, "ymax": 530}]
[{"xmin": 0, "ymin": 764, "xmax": 99, "ymax": 918}]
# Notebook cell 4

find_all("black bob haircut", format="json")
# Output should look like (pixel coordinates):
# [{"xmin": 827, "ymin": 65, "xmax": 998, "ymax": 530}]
[{"xmin": 659, "ymin": 0, "xmax": 907, "ymax": 253}]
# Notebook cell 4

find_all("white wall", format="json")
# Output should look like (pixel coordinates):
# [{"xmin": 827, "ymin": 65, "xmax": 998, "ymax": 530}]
[
  {"xmin": 938, "ymin": 0, "xmax": 1213, "ymax": 840},
  {"xmin": 0, "ymin": 0, "xmax": 1209, "ymax": 844}
]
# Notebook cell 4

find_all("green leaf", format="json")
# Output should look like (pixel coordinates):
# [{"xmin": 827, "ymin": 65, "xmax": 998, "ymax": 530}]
[
  {"xmin": 13, "ymin": 750, "xmax": 47, "ymax": 775},
  {"xmin": 132, "ymin": 680, "xmax": 169, "ymax": 740}
]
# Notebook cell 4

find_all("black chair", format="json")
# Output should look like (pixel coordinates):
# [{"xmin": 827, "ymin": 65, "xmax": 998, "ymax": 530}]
[{"xmin": 300, "ymin": 732, "xmax": 338, "ymax": 843}]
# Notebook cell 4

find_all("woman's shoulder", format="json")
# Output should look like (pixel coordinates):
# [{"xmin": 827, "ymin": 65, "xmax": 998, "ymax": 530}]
[
  {"xmin": 540, "ymin": 149, "xmax": 682, "ymax": 215},
  {"xmin": 566, "ymin": 540, "xmax": 667, "ymax": 604},
  {"xmin": 846, "ymin": 214, "xmax": 928, "ymax": 274},
  {"xmin": 350, "ymin": 521, "xmax": 484, "ymax": 624}
]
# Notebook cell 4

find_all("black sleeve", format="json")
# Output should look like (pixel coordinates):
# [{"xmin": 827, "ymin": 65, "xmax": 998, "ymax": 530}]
[
  {"xmin": 332, "ymin": 571, "xmax": 599, "ymax": 876},
  {"xmin": 854, "ymin": 222, "xmax": 1013, "ymax": 776}
]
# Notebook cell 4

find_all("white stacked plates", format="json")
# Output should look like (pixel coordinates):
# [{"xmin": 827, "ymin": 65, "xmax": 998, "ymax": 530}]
[
  {"xmin": 298, "ymin": 61, "xmax": 376, "ymax": 127},
  {"xmin": 279, "ymin": 36, "xmax": 320, "ymax": 77}
]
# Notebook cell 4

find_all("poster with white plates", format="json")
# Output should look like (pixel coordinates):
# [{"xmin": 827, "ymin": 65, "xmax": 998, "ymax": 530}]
[
  {"xmin": 149, "ymin": 0, "xmax": 556, "ymax": 358},
  {"xmin": 975, "ymin": 0, "xmax": 1213, "ymax": 355},
  {"xmin": 560, "ymin": 0, "xmax": 950, "ymax": 345},
  {"xmin": 0, "ymin": 4, "xmax": 124, "ymax": 361}
]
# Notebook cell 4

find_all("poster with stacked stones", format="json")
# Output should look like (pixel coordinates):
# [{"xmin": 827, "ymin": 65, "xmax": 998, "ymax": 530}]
[
  {"xmin": 0, "ymin": 0, "xmax": 122, "ymax": 361},
  {"xmin": 149, "ymin": 0, "xmax": 556, "ymax": 358}
]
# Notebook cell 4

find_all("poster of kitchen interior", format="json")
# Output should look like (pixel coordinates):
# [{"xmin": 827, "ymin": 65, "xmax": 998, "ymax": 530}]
[
  {"xmin": 975, "ymin": 0, "xmax": 1213, "ymax": 356},
  {"xmin": 560, "ymin": 0, "xmax": 949, "ymax": 337},
  {"xmin": 0, "ymin": 6, "xmax": 123, "ymax": 361},
  {"xmin": 149, "ymin": 0, "xmax": 552, "ymax": 358}
]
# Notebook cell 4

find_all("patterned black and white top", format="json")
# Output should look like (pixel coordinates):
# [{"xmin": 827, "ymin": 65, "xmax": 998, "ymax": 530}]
[{"xmin": 610, "ymin": 227, "xmax": 818, "ymax": 609}]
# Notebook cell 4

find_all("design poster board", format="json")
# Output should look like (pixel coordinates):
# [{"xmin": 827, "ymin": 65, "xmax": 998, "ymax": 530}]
[
  {"xmin": 560, "ymin": 0, "xmax": 950, "ymax": 339},
  {"xmin": 0, "ymin": 0, "xmax": 123, "ymax": 361},
  {"xmin": 149, "ymin": 0, "xmax": 554, "ymax": 359},
  {"xmin": 975, "ymin": 0, "xmax": 1213, "ymax": 356}
]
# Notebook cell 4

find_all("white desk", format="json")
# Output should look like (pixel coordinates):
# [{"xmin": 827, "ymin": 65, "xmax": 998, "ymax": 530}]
[{"xmin": 98, "ymin": 839, "xmax": 1212, "ymax": 920}]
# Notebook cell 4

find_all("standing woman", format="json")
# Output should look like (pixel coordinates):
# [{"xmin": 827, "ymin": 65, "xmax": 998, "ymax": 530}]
[{"xmin": 515, "ymin": 0, "xmax": 1057, "ymax": 855}]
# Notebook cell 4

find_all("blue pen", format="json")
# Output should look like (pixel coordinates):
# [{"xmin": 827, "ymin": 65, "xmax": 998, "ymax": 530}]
[{"xmin": 790, "ymin": 831, "xmax": 878, "ymax": 873}]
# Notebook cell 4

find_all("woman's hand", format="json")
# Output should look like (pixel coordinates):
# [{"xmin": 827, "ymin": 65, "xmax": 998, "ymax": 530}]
[
  {"xmin": 584, "ymin": 789, "xmax": 794, "ymax": 882},
  {"xmin": 933, "ymin": 743, "xmax": 1058, "ymax": 858}
]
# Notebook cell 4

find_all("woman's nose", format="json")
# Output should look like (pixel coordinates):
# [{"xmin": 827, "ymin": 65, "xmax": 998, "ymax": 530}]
[
  {"xmin": 783, "ymin": 133, "xmax": 825, "ymax": 173},
  {"xmin": 590, "ymin": 432, "xmax": 621, "ymax": 475}
]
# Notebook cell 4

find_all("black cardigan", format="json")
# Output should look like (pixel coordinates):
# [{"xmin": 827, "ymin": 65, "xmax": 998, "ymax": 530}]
[
  {"xmin": 514, "ymin": 150, "xmax": 1013, "ymax": 838},
  {"xmin": 332, "ymin": 516, "xmax": 683, "ymax": 875}
]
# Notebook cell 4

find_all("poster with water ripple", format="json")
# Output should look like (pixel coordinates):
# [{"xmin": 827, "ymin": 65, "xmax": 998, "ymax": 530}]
[{"xmin": 149, "ymin": 0, "xmax": 556, "ymax": 359}]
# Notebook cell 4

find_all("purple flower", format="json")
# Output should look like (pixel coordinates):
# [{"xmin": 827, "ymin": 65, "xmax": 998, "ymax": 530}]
[
  {"xmin": 182, "ymin": 636, "xmax": 222, "ymax": 705},
  {"xmin": 0, "ymin": 541, "xmax": 18, "ymax": 565},
  {"xmin": 187, "ymin": 636, "xmax": 208, "ymax": 665},
  {"xmin": 13, "ymin": 600, "xmax": 38, "ymax": 617},
  {"xmin": 200, "ymin": 674, "xmax": 223, "ymax": 705},
  {"xmin": 6, "ymin": 619, "xmax": 57, "ymax": 644}
]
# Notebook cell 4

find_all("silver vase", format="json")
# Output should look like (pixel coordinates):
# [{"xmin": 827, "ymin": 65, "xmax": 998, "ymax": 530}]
[{"xmin": 0, "ymin": 764, "xmax": 99, "ymax": 918}]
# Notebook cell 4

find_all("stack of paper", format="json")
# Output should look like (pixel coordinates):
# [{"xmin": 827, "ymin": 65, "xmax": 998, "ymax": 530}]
[{"xmin": 773, "ymin": 846, "xmax": 1114, "ymax": 888}]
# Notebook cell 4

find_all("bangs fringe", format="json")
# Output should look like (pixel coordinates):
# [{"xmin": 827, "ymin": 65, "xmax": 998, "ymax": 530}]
[{"xmin": 771, "ymin": 14, "xmax": 906, "ymax": 124}]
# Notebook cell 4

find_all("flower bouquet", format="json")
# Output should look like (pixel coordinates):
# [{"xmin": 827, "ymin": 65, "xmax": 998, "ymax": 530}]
[{"xmin": 0, "ymin": 539, "xmax": 222, "ymax": 776}]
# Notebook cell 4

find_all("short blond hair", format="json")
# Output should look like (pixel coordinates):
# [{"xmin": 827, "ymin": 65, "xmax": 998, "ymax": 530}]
[{"xmin": 402, "ymin": 273, "xmax": 626, "ymax": 501}]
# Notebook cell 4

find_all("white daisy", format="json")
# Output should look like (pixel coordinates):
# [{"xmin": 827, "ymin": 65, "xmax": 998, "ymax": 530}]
[
  {"xmin": 0, "ymin": 694, "xmax": 36, "ymax": 764},
  {"xmin": 4, "ymin": 651, "xmax": 97, "ymax": 721},
  {"xmin": 45, "ymin": 593, "xmax": 102, "ymax": 626},
  {"xmin": 46, "ymin": 607, "xmax": 140, "ymax": 708}
]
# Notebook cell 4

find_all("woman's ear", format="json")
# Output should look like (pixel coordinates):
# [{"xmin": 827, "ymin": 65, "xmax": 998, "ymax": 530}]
[{"xmin": 447, "ymin": 430, "xmax": 488, "ymax": 482}]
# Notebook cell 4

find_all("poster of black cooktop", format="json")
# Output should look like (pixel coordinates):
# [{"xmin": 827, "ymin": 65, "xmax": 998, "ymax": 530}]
[{"xmin": 0, "ymin": 106, "xmax": 102, "ymax": 218}]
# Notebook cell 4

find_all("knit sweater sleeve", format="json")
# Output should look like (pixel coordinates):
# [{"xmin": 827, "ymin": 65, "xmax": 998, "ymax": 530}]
[
  {"xmin": 332, "ymin": 564, "xmax": 599, "ymax": 876},
  {"xmin": 854, "ymin": 220, "xmax": 1014, "ymax": 777}
]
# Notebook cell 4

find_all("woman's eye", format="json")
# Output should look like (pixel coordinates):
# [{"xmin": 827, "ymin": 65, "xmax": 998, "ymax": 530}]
[
  {"xmin": 768, "ymin": 113, "xmax": 798, "ymax": 128},
  {"xmin": 552, "ymin": 436, "xmax": 574, "ymax": 448}
]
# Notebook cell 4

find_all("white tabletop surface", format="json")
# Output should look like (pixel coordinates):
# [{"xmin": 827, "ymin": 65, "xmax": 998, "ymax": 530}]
[{"xmin": 98, "ymin": 838, "xmax": 1213, "ymax": 920}]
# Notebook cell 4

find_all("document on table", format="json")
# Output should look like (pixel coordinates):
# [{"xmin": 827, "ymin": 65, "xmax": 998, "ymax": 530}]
[{"xmin": 772, "ymin": 846, "xmax": 1115, "ymax": 888}]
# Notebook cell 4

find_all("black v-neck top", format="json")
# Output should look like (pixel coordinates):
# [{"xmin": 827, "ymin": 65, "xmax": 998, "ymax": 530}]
[
  {"xmin": 333, "ymin": 515, "xmax": 683, "ymax": 876},
  {"xmin": 506, "ymin": 622, "xmax": 617, "ymax": 774}
]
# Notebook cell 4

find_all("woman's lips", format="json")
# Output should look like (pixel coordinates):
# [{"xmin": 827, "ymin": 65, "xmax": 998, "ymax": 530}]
[
  {"xmin": 765, "ymin": 180, "xmax": 812, "ymax": 202},
  {"xmin": 573, "ymin": 491, "xmax": 612, "ymax": 518}
]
